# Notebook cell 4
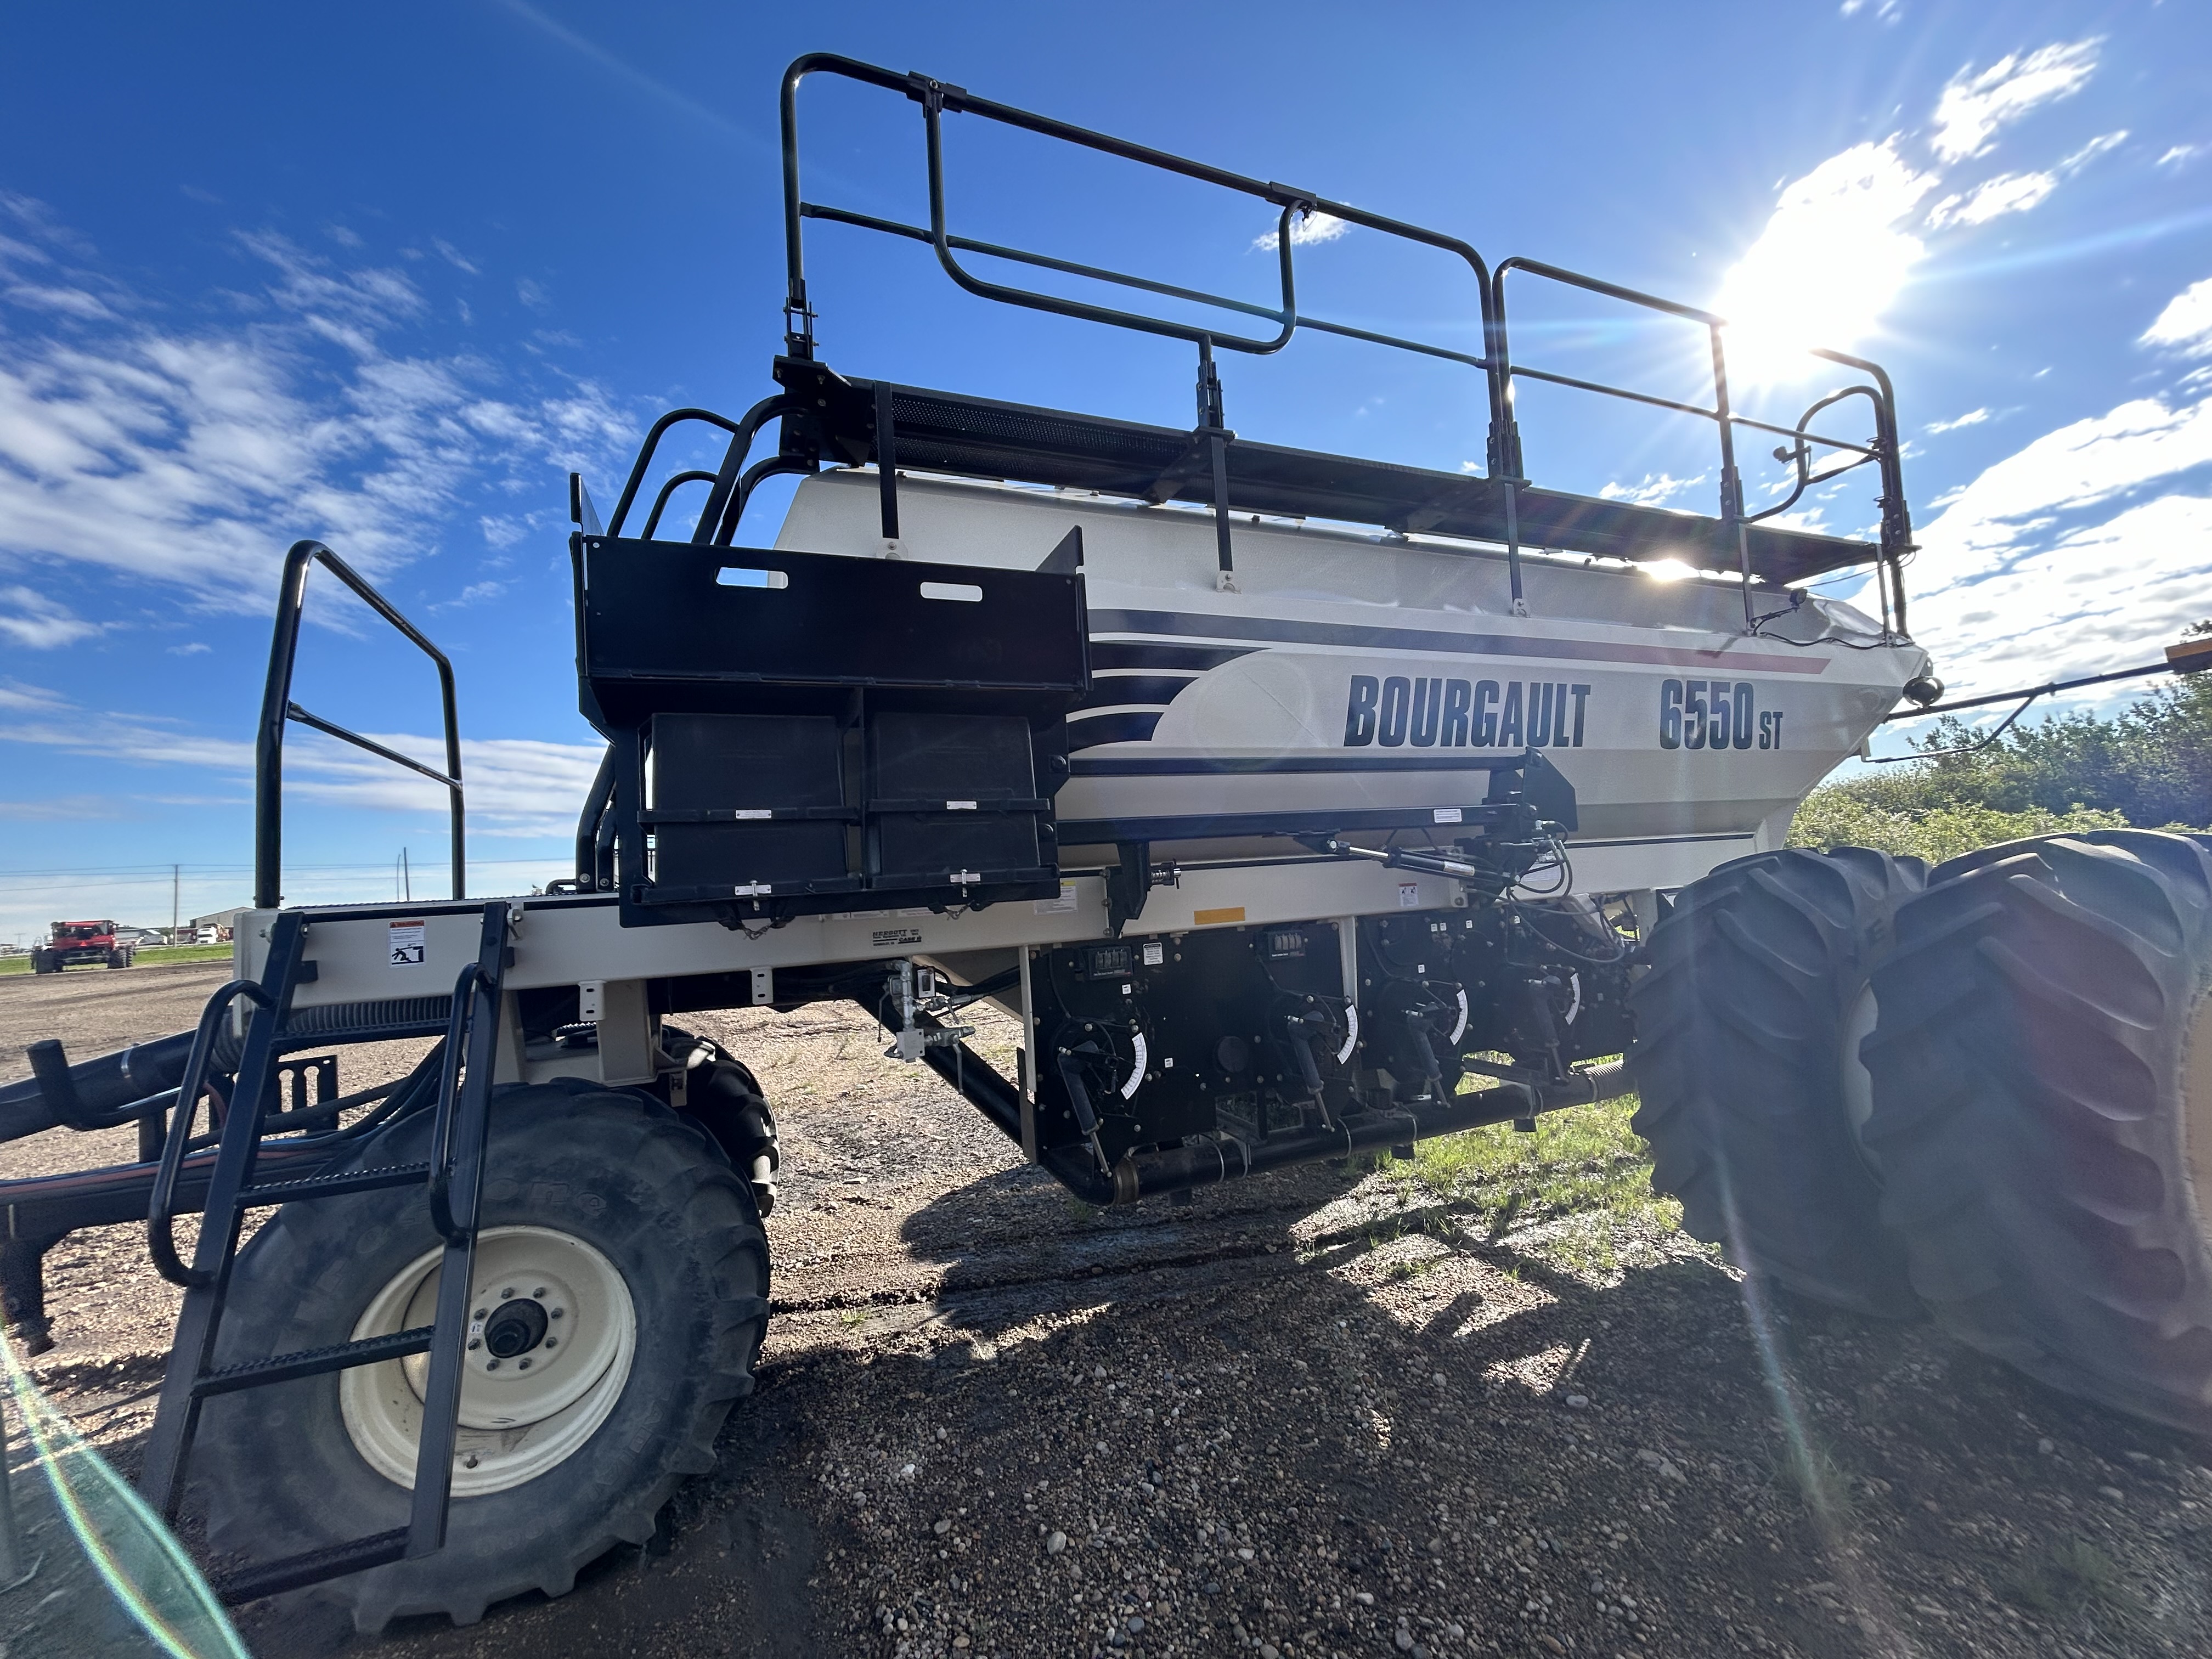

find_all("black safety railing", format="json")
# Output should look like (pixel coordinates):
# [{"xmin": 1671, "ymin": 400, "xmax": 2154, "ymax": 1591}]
[
  {"xmin": 738, "ymin": 53, "xmax": 1912, "ymax": 634},
  {"xmin": 777, "ymin": 53, "xmax": 1511, "ymax": 601},
  {"xmin": 1492, "ymin": 258, "xmax": 1914, "ymax": 636},
  {"xmin": 256, "ymin": 540, "xmax": 464, "ymax": 909}
]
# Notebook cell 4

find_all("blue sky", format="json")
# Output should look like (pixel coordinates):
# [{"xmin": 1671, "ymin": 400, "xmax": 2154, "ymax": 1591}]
[{"xmin": 2, "ymin": 0, "xmax": 2209, "ymax": 941}]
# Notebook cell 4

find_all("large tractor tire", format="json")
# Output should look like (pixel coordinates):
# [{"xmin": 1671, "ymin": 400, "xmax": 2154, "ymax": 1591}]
[
  {"xmin": 195, "ymin": 1080, "xmax": 770, "ymax": 1630},
  {"xmin": 1629, "ymin": 847, "xmax": 1926, "ymax": 1317},
  {"xmin": 1860, "ymin": 831, "xmax": 2212, "ymax": 1434}
]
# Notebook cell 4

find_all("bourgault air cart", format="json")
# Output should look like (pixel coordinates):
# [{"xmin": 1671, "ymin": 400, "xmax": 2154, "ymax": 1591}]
[{"xmin": 7, "ymin": 54, "xmax": 2212, "ymax": 1631}]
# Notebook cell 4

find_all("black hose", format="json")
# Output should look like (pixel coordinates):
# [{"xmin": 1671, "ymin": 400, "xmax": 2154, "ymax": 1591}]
[{"xmin": 1, "ymin": 1028, "xmax": 236, "ymax": 1143}]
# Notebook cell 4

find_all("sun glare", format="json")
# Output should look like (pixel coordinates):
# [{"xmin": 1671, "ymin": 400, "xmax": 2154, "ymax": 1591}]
[{"xmin": 1714, "ymin": 140, "xmax": 1936, "ymax": 386}]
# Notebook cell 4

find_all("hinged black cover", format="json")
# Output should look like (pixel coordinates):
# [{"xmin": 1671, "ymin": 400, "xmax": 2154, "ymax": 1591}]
[{"xmin": 572, "ymin": 534, "xmax": 1089, "ymax": 928}]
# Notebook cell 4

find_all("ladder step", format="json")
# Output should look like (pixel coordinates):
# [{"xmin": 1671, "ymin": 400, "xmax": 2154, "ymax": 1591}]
[
  {"xmin": 193, "ymin": 1325, "xmax": 434, "ymax": 1398},
  {"xmin": 239, "ymin": 1160, "xmax": 431, "ymax": 1206},
  {"xmin": 210, "ymin": 1527, "xmax": 410, "ymax": 1606}
]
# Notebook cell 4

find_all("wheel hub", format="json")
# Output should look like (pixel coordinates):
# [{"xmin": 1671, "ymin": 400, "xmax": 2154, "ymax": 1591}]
[
  {"xmin": 341, "ymin": 1225, "xmax": 636, "ymax": 1496},
  {"xmin": 482, "ymin": 1296, "xmax": 549, "ymax": 1359}
]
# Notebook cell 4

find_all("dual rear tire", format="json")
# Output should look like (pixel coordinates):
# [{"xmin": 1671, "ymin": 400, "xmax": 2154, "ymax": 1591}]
[{"xmin": 1632, "ymin": 833, "xmax": 2212, "ymax": 1435}]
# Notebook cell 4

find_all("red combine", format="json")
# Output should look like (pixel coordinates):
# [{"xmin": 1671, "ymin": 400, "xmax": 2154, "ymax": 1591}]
[{"xmin": 32, "ymin": 920, "xmax": 134, "ymax": 974}]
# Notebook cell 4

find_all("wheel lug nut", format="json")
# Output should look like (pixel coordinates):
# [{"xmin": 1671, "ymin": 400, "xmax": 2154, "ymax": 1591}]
[
  {"xmin": 532, "ymin": 1286, "xmax": 548, "ymax": 1298},
  {"xmin": 486, "ymin": 1358, "xmax": 501, "ymax": 1370},
  {"xmin": 544, "ymin": 1337, "xmax": 558, "ymax": 1347},
  {"xmin": 473, "ymin": 1308, "xmax": 487, "ymax": 1319},
  {"xmin": 551, "ymin": 1307, "xmax": 565, "ymax": 1318},
  {"xmin": 518, "ymin": 1358, "xmax": 533, "ymax": 1370},
  {"xmin": 462, "ymin": 1454, "xmax": 479, "ymax": 1469},
  {"xmin": 500, "ymin": 1287, "xmax": 515, "ymax": 1299},
  {"xmin": 467, "ymin": 1338, "xmax": 481, "ymax": 1351}
]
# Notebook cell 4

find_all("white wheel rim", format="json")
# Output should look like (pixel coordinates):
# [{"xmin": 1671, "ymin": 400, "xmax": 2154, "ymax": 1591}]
[
  {"xmin": 340, "ymin": 1226, "xmax": 637, "ymax": 1497},
  {"xmin": 1839, "ymin": 983, "xmax": 1881, "ymax": 1175}
]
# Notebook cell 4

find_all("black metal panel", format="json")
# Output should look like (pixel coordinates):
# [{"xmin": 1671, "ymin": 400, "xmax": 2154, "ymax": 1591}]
[
  {"xmin": 835, "ymin": 379, "xmax": 1872, "ymax": 585},
  {"xmin": 577, "ymin": 535, "xmax": 1088, "ymax": 723},
  {"xmin": 573, "ymin": 533, "xmax": 1088, "ymax": 927}
]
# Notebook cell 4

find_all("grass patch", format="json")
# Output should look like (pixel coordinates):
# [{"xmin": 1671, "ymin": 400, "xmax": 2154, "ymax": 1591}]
[
  {"xmin": 1387, "ymin": 1094, "xmax": 1678, "ymax": 1243},
  {"xmin": 2004, "ymin": 1537, "xmax": 2138, "ymax": 1619},
  {"xmin": 0, "ymin": 943, "xmax": 231, "ymax": 977}
]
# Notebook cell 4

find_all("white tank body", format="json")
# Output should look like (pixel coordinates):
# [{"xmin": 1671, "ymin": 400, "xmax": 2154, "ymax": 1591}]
[{"xmin": 772, "ymin": 469, "xmax": 1927, "ymax": 892}]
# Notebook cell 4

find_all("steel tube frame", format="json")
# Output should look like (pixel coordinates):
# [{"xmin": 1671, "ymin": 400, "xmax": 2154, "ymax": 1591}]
[
  {"xmin": 256, "ymin": 541, "xmax": 464, "ymax": 909},
  {"xmin": 775, "ymin": 55, "xmax": 1911, "ymax": 633},
  {"xmin": 1492, "ymin": 257, "xmax": 1914, "ymax": 636},
  {"xmin": 778, "ymin": 53, "xmax": 1520, "ymax": 595}
]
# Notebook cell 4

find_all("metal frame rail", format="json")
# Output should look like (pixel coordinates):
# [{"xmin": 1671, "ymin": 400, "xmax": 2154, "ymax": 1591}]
[
  {"xmin": 137, "ymin": 903, "xmax": 511, "ymax": 1604},
  {"xmin": 709, "ymin": 53, "xmax": 1917, "ymax": 633},
  {"xmin": 257, "ymin": 540, "xmax": 464, "ymax": 909}
]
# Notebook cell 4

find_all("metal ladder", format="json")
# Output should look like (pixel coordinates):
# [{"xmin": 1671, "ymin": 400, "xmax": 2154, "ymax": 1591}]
[{"xmin": 137, "ymin": 901, "xmax": 511, "ymax": 1605}]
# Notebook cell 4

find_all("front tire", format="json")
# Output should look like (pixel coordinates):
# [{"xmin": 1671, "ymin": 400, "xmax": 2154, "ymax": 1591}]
[
  {"xmin": 1628, "ymin": 847, "xmax": 1925, "ymax": 1317},
  {"xmin": 1861, "ymin": 831, "xmax": 2212, "ymax": 1434},
  {"xmin": 195, "ymin": 1081, "xmax": 770, "ymax": 1630}
]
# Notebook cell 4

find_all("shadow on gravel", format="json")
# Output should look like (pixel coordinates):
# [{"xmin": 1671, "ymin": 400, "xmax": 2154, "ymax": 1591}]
[{"xmin": 179, "ymin": 1166, "xmax": 2212, "ymax": 1659}]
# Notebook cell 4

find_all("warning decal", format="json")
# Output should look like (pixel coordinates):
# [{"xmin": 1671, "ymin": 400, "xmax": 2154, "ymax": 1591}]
[{"xmin": 388, "ymin": 920, "xmax": 426, "ymax": 966}]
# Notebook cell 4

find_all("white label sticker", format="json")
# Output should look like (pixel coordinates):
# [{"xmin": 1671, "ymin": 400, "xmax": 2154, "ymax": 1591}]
[
  {"xmin": 1121, "ymin": 1031, "xmax": 1148, "ymax": 1100},
  {"xmin": 871, "ymin": 927, "xmax": 924, "ymax": 948},
  {"xmin": 1433, "ymin": 806, "xmax": 1463, "ymax": 824},
  {"xmin": 1397, "ymin": 882, "xmax": 1420, "ymax": 909},
  {"xmin": 1336, "ymin": 1004, "xmax": 1361, "ymax": 1065},
  {"xmin": 946, "ymin": 800, "xmax": 978, "ymax": 811},
  {"xmin": 387, "ymin": 920, "xmax": 426, "ymax": 966},
  {"xmin": 1140, "ymin": 941, "xmax": 1164, "ymax": 967},
  {"xmin": 733, "ymin": 809, "xmax": 771, "ymax": 820},
  {"xmin": 1034, "ymin": 882, "xmax": 1079, "ymax": 916}
]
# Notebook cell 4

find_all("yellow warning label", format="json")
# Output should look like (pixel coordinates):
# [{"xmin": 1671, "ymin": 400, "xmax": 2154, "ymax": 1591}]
[{"xmin": 1192, "ymin": 906, "xmax": 1246, "ymax": 927}]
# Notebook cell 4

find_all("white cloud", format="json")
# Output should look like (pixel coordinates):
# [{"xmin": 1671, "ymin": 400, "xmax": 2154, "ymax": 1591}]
[
  {"xmin": 1927, "ymin": 128, "xmax": 2129, "ymax": 227},
  {"xmin": 1926, "ymin": 171, "xmax": 2057, "ymax": 229},
  {"xmin": 1926, "ymin": 407, "xmax": 1990, "ymax": 434},
  {"xmin": 1929, "ymin": 40, "xmax": 2101, "ymax": 163},
  {"xmin": 1714, "ymin": 139, "xmax": 1937, "ymax": 377},
  {"xmin": 432, "ymin": 238, "xmax": 479, "ymax": 275},
  {"xmin": 0, "ymin": 584, "xmax": 101, "ymax": 647},
  {"xmin": 0, "ymin": 200, "xmax": 638, "ymax": 624},
  {"xmin": 2141, "ymin": 276, "xmax": 2212, "ymax": 359},
  {"xmin": 4, "ymin": 283, "xmax": 116, "ymax": 320},
  {"xmin": 432, "ymin": 578, "xmax": 507, "ymax": 611},
  {"xmin": 2157, "ymin": 144, "xmax": 2203, "ymax": 170},
  {"xmin": 0, "ymin": 679, "xmax": 602, "ymax": 837},
  {"xmin": 0, "ymin": 794, "xmax": 116, "ymax": 821},
  {"xmin": 1906, "ymin": 388, "xmax": 2212, "ymax": 699},
  {"xmin": 1252, "ymin": 211, "xmax": 1351, "ymax": 253},
  {"xmin": 1598, "ymin": 472, "xmax": 1707, "ymax": 507},
  {"xmin": 1715, "ymin": 43, "xmax": 2112, "ymax": 383},
  {"xmin": 2058, "ymin": 131, "xmax": 2128, "ymax": 172}
]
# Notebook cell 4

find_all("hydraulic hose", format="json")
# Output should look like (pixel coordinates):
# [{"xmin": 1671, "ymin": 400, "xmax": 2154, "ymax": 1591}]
[{"xmin": 0, "ymin": 1029, "xmax": 230, "ymax": 1143}]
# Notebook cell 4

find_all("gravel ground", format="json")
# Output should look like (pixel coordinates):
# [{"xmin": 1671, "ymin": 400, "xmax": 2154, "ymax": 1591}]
[{"xmin": 4, "ymin": 968, "xmax": 2210, "ymax": 1658}]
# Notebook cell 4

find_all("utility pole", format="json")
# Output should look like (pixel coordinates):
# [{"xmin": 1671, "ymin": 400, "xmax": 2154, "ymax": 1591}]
[
  {"xmin": 171, "ymin": 864, "xmax": 180, "ymax": 941},
  {"xmin": 402, "ymin": 847, "xmax": 411, "ymax": 903}
]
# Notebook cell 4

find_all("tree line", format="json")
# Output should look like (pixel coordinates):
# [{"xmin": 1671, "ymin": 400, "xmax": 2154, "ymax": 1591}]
[{"xmin": 1789, "ymin": 636, "xmax": 2212, "ymax": 866}]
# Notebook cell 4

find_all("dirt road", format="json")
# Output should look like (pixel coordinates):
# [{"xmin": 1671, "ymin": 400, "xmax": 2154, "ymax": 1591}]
[{"xmin": 4, "ymin": 968, "xmax": 2209, "ymax": 1657}]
